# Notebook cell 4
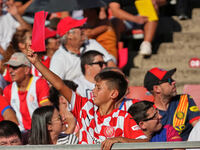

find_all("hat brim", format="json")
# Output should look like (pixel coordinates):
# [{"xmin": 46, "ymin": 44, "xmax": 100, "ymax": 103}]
[
  {"xmin": 162, "ymin": 68, "xmax": 176, "ymax": 80},
  {"xmin": 4, "ymin": 61, "xmax": 23, "ymax": 67}
]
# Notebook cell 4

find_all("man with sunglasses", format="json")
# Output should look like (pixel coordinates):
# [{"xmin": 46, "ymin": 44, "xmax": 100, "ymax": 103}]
[
  {"xmin": 73, "ymin": 50, "xmax": 107, "ymax": 99},
  {"xmin": 50, "ymin": 17, "xmax": 116, "ymax": 81},
  {"xmin": 128, "ymin": 101, "xmax": 182, "ymax": 143},
  {"xmin": 144, "ymin": 67, "xmax": 200, "ymax": 140},
  {"xmin": 3, "ymin": 52, "xmax": 51, "ymax": 131}
]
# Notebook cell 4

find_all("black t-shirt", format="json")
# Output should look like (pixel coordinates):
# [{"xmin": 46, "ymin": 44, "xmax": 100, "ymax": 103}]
[{"xmin": 110, "ymin": 0, "xmax": 138, "ymax": 15}]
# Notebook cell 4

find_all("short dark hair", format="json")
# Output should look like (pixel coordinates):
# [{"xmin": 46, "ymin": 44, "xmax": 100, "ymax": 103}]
[
  {"xmin": 80, "ymin": 50, "xmax": 104, "ymax": 74},
  {"xmin": 0, "ymin": 120, "xmax": 22, "ymax": 140},
  {"xmin": 29, "ymin": 106, "xmax": 56, "ymax": 144},
  {"xmin": 95, "ymin": 71, "xmax": 128, "ymax": 101},
  {"xmin": 128, "ymin": 101, "xmax": 154, "ymax": 124},
  {"xmin": 49, "ymin": 80, "xmax": 78, "ymax": 110}
]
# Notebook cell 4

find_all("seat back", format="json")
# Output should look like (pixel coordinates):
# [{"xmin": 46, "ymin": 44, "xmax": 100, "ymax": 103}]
[{"xmin": 126, "ymin": 86, "xmax": 154, "ymax": 102}]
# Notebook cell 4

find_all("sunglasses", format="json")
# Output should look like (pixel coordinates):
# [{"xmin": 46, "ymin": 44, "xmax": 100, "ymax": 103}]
[
  {"xmin": 9, "ymin": 65, "xmax": 25, "ymax": 70},
  {"xmin": 159, "ymin": 78, "xmax": 174, "ymax": 85},
  {"xmin": 89, "ymin": 61, "xmax": 107, "ymax": 68},
  {"xmin": 142, "ymin": 109, "xmax": 159, "ymax": 122}
]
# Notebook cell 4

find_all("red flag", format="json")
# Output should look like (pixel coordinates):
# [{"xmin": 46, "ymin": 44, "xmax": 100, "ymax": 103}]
[{"xmin": 31, "ymin": 11, "xmax": 48, "ymax": 52}]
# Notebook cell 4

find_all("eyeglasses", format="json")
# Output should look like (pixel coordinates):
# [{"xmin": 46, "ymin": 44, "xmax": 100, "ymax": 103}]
[
  {"xmin": 159, "ymin": 78, "xmax": 174, "ymax": 85},
  {"xmin": 89, "ymin": 61, "xmax": 107, "ymax": 68},
  {"xmin": 51, "ymin": 114, "xmax": 62, "ymax": 123},
  {"xmin": 142, "ymin": 109, "xmax": 159, "ymax": 121},
  {"xmin": 9, "ymin": 65, "xmax": 25, "ymax": 70}
]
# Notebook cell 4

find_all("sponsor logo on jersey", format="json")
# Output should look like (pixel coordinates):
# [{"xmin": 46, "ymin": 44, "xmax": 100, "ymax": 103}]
[
  {"xmin": 131, "ymin": 125, "xmax": 140, "ymax": 131},
  {"xmin": 189, "ymin": 106, "xmax": 199, "ymax": 112},
  {"xmin": 175, "ymin": 125, "xmax": 185, "ymax": 132}
]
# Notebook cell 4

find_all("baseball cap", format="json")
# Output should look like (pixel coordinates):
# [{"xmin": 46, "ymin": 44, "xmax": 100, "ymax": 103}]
[
  {"xmin": 4, "ymin": 52, "xmax": 31, "ymax": 67},
  {"xmin": 45, "ymin": 27, "xmax": 57, "ymax": 39},
  {"xmin": 144, "ymin": 67, "xmax": 176, "ymax": 91},
  {"xmin": 56, "ymin": 16, "xmax": 87, "ymax": 37}
]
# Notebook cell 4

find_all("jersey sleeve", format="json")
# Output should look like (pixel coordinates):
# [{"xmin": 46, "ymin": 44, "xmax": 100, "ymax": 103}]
[
  {"xmin": 0, "ymin": 95, "xmax": 11, "ymax": 116},
  {"xmin": 165, "ymin": 125, "xmax": 182, "ymax": 141},
  {"xmin": 3, "ymin": 84, "xmax": 11, "ymax": 104},
  {"xmin": 124, "ymin": 113, "xmax": 147, "ymax": 139},
  {"xmin": 187, "ymin": 95, "xmax": 200, "ymax": 124},
  {"xmin": 36, "ymin": 78, "xmax": 50, "ymax": 105},
  {"xmin": 71, "ymin": 93, "xmax": 89, "ymax": 120}
]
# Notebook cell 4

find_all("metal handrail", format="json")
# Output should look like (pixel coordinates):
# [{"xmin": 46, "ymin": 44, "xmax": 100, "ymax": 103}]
[{"xmin": 0, "ymin": 141, "xmax": 200, "ymax": 150}]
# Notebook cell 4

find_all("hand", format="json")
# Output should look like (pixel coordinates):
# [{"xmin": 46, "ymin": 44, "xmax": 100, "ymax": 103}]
[
  {"xmin": 83, "ymin": 29, "xmax": 92, "ymax": 37},
  {"xmin": 133, "ymin": 16, "xmax": 148, "ymax": 24},
  {"xmin": 101, "ymin": 137, "xmax": 121, "ymax": 150},
  {"xmin": 21, "ymin": 44, "xmax": 39, "ymax": 64},
  {"xmin": 7, "ymin": 2, "xmax": 18, "ymax": 17}
]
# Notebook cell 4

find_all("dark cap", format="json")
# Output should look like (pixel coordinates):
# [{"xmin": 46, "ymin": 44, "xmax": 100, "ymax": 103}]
[{"xmin": 144, "ymin": 67, "xmax": 176, "ymax": 91}]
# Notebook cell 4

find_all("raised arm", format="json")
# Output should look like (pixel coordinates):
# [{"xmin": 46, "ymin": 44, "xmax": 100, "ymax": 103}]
[{"xmin": 23, "ymin": 46, "xmax": 73, "ymax": 103}]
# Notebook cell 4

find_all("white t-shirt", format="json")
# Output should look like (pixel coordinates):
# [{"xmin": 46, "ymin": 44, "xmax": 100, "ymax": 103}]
[
  {"xmin": 81, "ymin": 39, "xmax": 117, "ymax": 64},
  {"xmin": 0, "ymin": 13, "xmax": 20, "ymax": 50},
  {"xmin": 50, "ymin": 45, "xmax": 82, "ymax": 80},
  {"xmin": 73, "ymin": 75, "xmax": 94, "ymax": 99}
]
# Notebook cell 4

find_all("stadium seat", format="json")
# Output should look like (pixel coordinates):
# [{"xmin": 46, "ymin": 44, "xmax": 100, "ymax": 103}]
[
  {"xmin": 183, "ymin": 84, "xmax": 200, "ymax": 109},
  {"xmin": 126, "ymin": 86, "xmax": 154, "ymax": 101}
]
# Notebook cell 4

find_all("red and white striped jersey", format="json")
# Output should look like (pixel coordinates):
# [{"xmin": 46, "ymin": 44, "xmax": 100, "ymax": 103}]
[{"xmin": 71, "ymin": 93, "xmax": 146, "ymax": 144}]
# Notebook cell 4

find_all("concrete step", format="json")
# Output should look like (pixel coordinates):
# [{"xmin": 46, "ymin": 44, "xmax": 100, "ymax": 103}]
[
  {"xmin": 172, "ymin": 32, "xmax": 200, "ymax": 43},
  {"xmin": 128, "ymin": 68, "xmax": 200, "ymax": 93},
  {"xmin": 192, "ymin": 8, "xmax": 200, "ymax": 19},
  {"xmin": 158, "ymin": 42, "xmax": 200, "ymax": 55},
  {"xmin": 172, "ymin": 17, "xmax": 200, "ymax": 33},
  {"xmin": 134, "ymin": 54, "xmax": 199, "ymax": 69},
  {"xmin": 156, "ymin": 17, "xmax": 200, "ymax": 36}
]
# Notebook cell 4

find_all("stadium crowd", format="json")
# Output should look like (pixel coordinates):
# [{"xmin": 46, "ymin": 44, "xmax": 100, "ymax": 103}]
[{"xmin": 0, "ymin": 0, "xmax": 199, "ymax": 150}]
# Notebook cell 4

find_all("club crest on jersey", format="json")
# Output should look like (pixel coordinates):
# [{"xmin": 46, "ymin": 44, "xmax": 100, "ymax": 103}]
[
  {"xmin": 176, "ymin": 111, "xmax": 185, "ymax": 120},
  {"xmin": 28, "ymin": 94, "xmax": 35, "ymax": 102},
  {"xmin": 104, "ymin": 126, "xmax": 115, "ymax": 137},
  {"xmin": 131, "ymin": 125, "xmax": 141, "ymax": 131}
]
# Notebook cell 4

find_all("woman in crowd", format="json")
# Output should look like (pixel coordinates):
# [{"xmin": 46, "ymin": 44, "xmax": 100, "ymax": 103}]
[{"xmin": 29, "ymin": 105, "xmax": 78, "ymax": 145}]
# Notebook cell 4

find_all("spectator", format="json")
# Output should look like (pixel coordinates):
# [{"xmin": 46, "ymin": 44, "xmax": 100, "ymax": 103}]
[
  {"xmin": 100, "ymin": 66, "xmax": 139, "ymax": 111},
  {"xmin": 13, "ymin": 0, "xmax": 33, "ymax": 16},
  {"xmin": 128, "ymin": 101, "xmax": 182, "ymax": 142},
  {"xmin": 0, "ymin": 95, "xmax": 19, "ymax": 124},
  {"xmin": 74, "ymin": 50, "xmax": 107, "ymax": 99},
  {"xmin": 109, "ymin": 0, "xmax": 166, "ymax": 56},
  {"xmin": 49, "ymin": 80, "xmax": 78, "ymax": 136},
  {"xmin": 29, "ymin": 105, "xmax": 78, "ymax": 145},
  {"xmin": 22, "ymin": 48, "xmax": 148, "ymax": 145},
  {"xmin": 83, "ymin": 8, "xmax": 118, "ymax": 60},
  {"xmin": 2, "ymin": 29, "xmax": 32, "ymax": 83},
  {"xmin": 3, "ymin": 52, "xmax": 51, "ymax": 131},
  {"xmin": 49, "ymin": 16, "xmax": 87, "ymax": 80},
  {"xmin": 0, "ymin": 120, "xmax": 22, "ymax": 145},
  {"xmin": 143, "ymin": 67, "xmax": 200, "ymax": 140},
  {"xmin": 50, "ymin": 16, "xmax": 116, "ymax": 81},
  {"xmin": 0, "ymin": 0, "xmax": 31, "ymax": 57}
]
